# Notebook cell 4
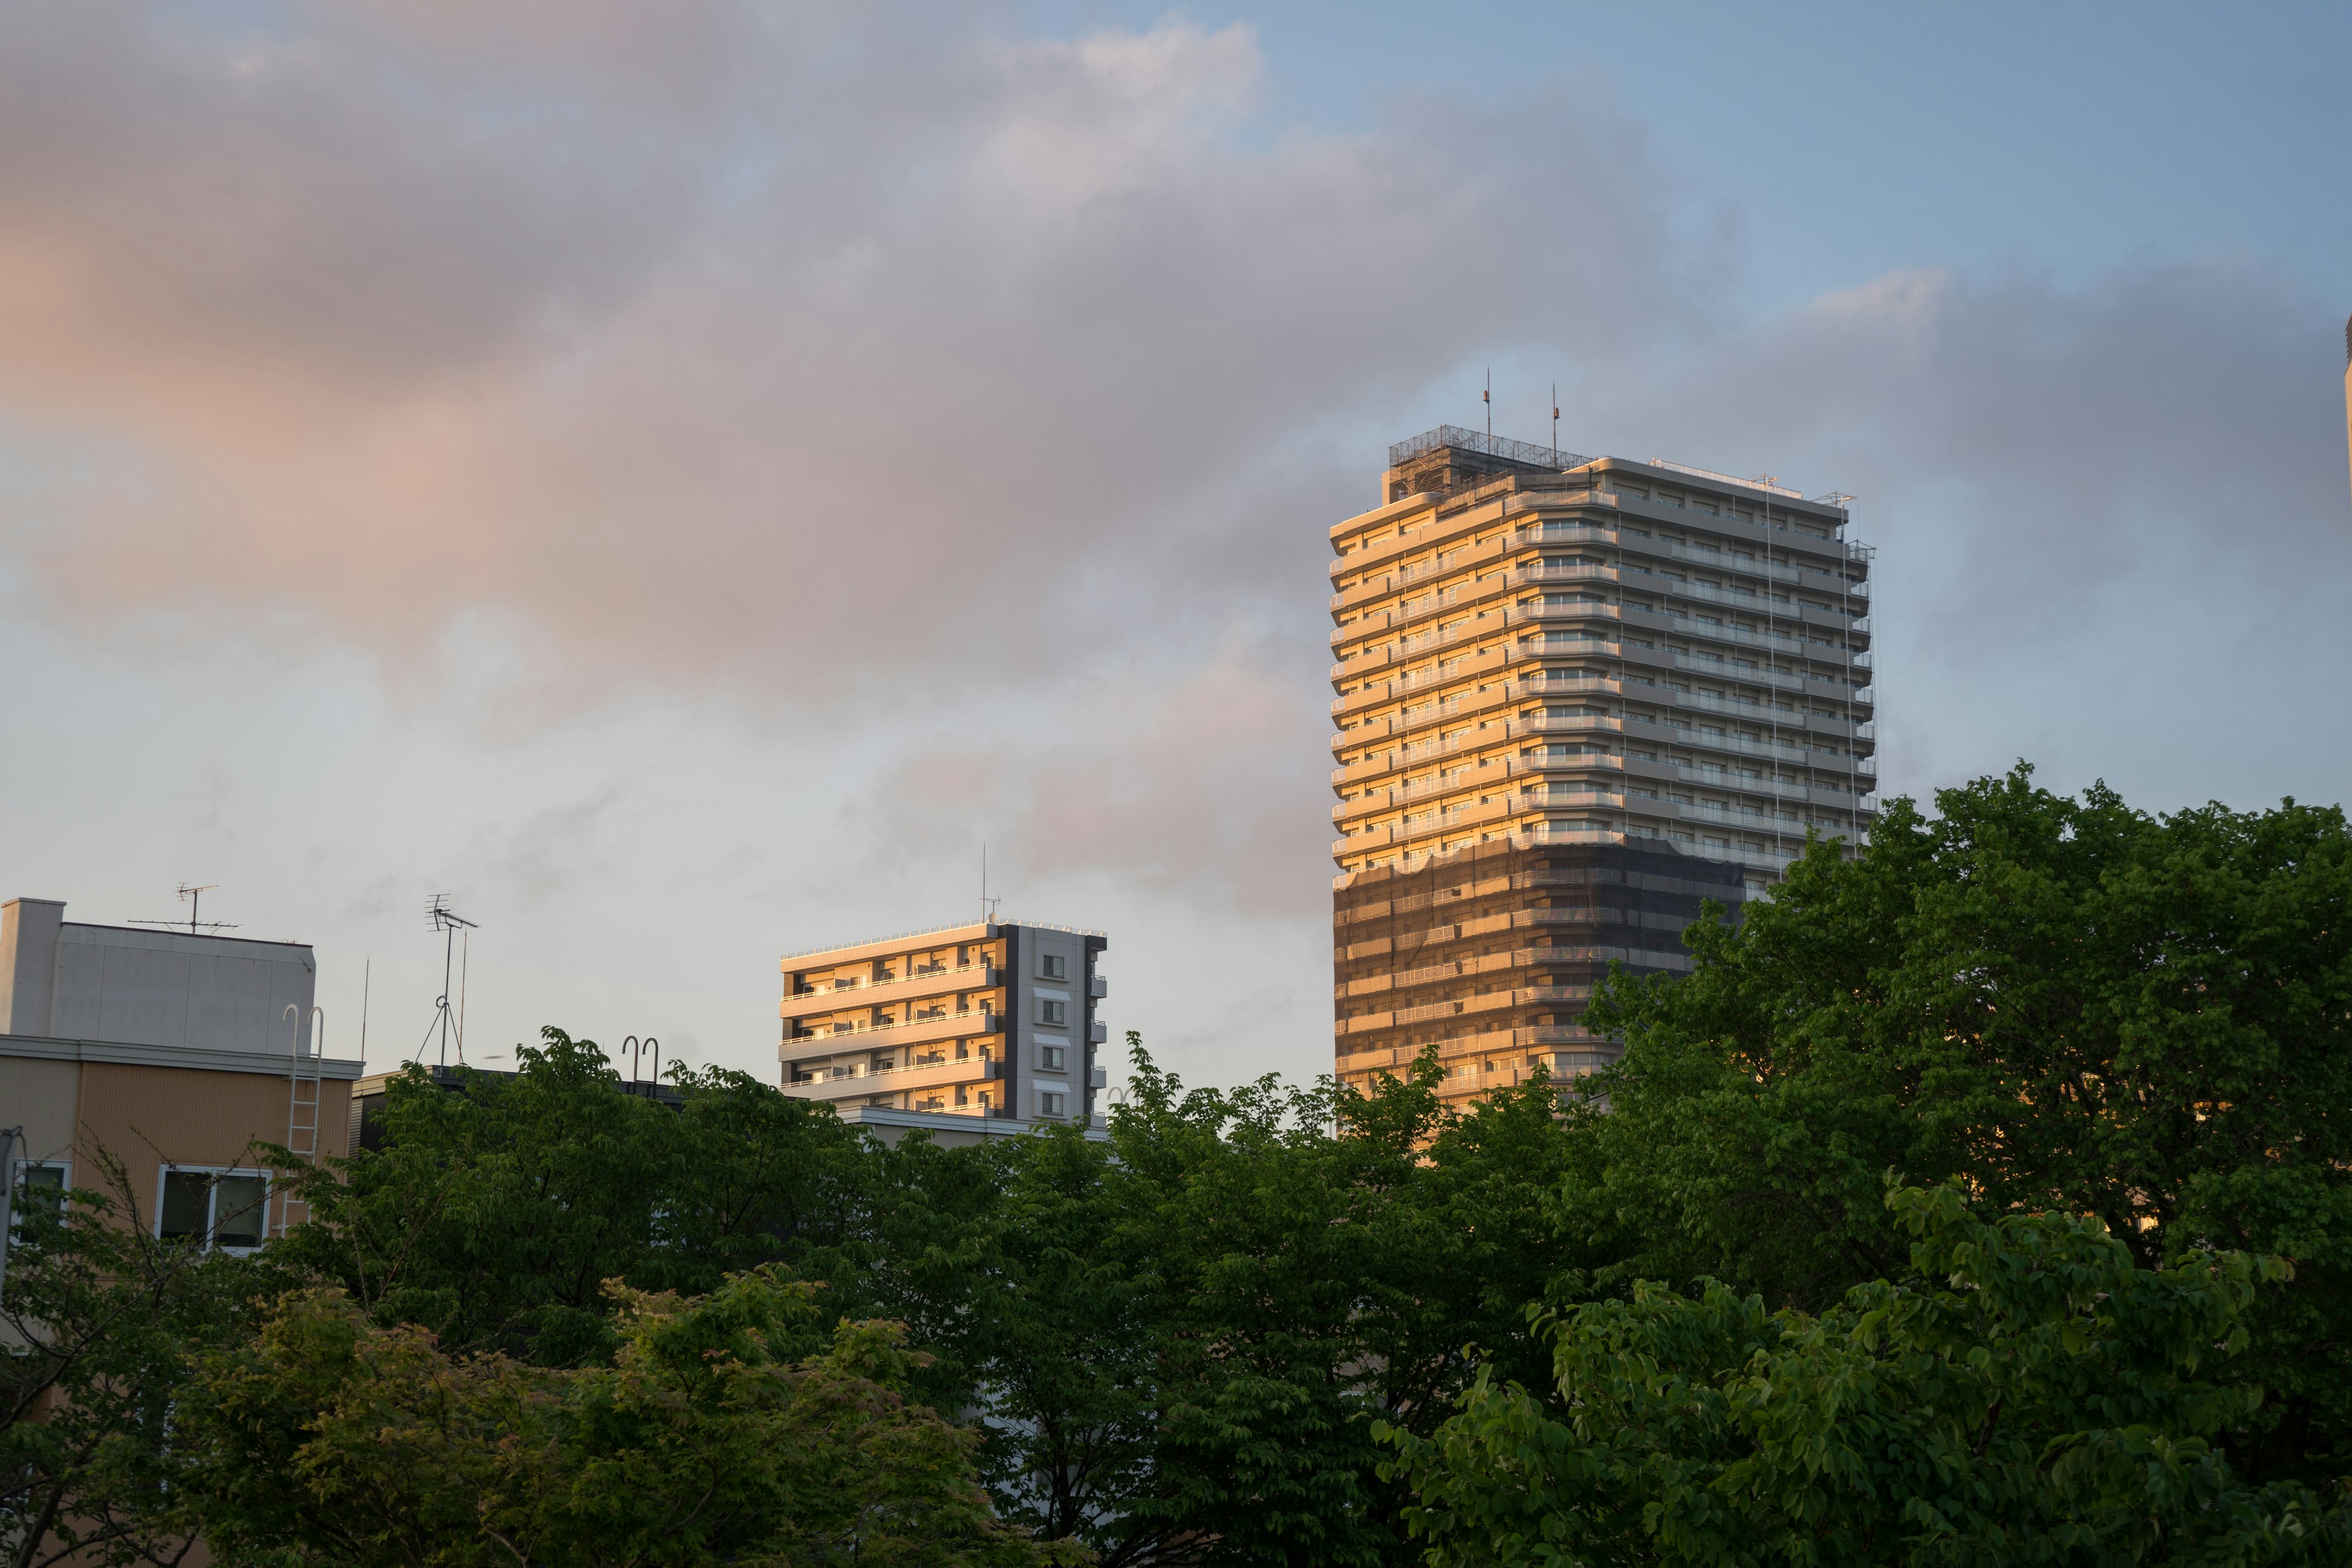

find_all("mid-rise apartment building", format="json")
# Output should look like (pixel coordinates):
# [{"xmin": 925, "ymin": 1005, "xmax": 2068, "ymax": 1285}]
[
  {"xmin": 780, "ymin": 921, "xmax": 1107, "ymax": 1123},
  {"xmin": 1330, "ymin": 428, "xmax": 1876, "ymax": 1106}
]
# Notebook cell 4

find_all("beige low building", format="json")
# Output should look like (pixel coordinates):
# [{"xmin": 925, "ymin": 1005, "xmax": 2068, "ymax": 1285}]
[
  {"xmin": 2, "ymin": 895, "xmax": 362, "ymax": 1245},
  {"xmin": 780, "ymin": 920, "xmax": 1107, "ymax": 1123}
]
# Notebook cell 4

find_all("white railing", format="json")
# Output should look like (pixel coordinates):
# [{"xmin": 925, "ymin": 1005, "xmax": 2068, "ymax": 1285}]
[{"xmin": 784, "ymin": 1010, "xmax": 1001, "ymax": 1047}]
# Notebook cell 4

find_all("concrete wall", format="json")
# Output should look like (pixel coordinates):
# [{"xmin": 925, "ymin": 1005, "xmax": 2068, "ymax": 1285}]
[
  {"xmin": 0, "ymin": 897, "xmax": 64, "ymax": 1035},
  {"xmin": 1, "ymin": 899, "xmax": 315, "ymax": 1054},
  {"xmin": 0, "ymin": 1055, "xmax": 79, "ymax": 1166}
]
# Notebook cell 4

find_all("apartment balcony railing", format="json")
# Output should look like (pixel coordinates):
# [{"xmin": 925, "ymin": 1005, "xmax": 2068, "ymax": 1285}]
[
  {"xmin": 1330, "ymin": 826, "xmax": 1814, "ymax": 889},
  {"xmin": 782, "ymin": 963, "xmax": 1003, "ymax": 1019},
  {"xmin": 781, "ymin": 1009, "xmax": 1001, "ymax": 1061},
  {"xmin": 1507, "ymin": 496, "xmax": 1872, "ymax": 565},
  {"xmin": 1509, "ymin": 521, "xmax": 1867, "ymax": 592},
  {"xmin": 783, "ymin": 1055, "xmax": 1002, "ymax": 1103},
  {"xmin": 1335, "ymin": 733, "xmax": 1875, "ymax": 806}
]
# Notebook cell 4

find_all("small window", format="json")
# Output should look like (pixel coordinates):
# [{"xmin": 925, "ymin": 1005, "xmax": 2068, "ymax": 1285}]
[
  {"xmin": 1038, "ymin": 1000, "xmax": 1067, "ymax": 1027},
  {"xmin": 1039, "ymin": 1045, "xmax": 1066, "ymax": 1071},
  {"xmin": 1040, "ymin": 954, "xmax": 1067, "ymax": 980},
  {"xmin": 1039, "ymin": 1091, "xmax": 1068, "ymax": 1118},
  {"xmin": 11, "ymin": 1161, "xmax": 68, "ymax": 1231},
  {"xmin": 157, "ymin": 1168, "xmax": 271, "ymax": 1252}
]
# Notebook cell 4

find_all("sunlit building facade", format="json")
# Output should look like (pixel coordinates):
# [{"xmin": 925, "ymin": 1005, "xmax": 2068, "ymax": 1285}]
[
  {"xmin": 780, "ymin": 920, "xmax": 1107, "ymax": 1123},
  {"xmin": 1329, "ymin": 428, "xmax": 1876, "ymax": 1107}
]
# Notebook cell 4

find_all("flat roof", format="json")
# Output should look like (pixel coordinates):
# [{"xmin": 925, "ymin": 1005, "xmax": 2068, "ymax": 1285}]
[
  {"xmin": 782, "ymin": 918, "xmax": 1106, "ymax": 966},
  {"xmin": 0, "ymin": 1032, "xmax": 364, "ymax": 1080}
]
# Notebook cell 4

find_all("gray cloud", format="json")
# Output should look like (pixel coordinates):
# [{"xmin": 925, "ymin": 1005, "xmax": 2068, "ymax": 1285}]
[{"xmin": 2, "ymin": 1, "xmax": 2345, "ymax": 933}]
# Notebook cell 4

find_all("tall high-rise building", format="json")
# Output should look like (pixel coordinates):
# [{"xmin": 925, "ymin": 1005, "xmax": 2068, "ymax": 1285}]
[
  {"xmin": 1329, "ymin": 428, "xmax": 1875, "ymax": 1107},
  {"xmin": 780, "ymin": 920, "xmax": 1107, "ymax": 1123}
]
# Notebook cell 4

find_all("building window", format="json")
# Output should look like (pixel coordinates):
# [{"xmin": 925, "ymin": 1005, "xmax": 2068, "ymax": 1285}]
[
  {"xmin": 10, "ymin": 1161, "xmax": 68, "ymax": 1230},
  {"xmin": 1040, "ymin": 954, "xmax": 1067, "ymax": 979},
  {"xmin": 1040, "ymin": 1044, "xmax": 1066, "ymax": 1071},
  {"xmin": 1039, "ymin": 1091, "xmax": 1068, "ymax": 1118},
  {"xmin": 157, "ymin": 1167, "xmax": 270, "ymax": 1253},
  {"xmin": 1038, "ymin": 1000, "xmax": 1068, "ymax": 1026}
]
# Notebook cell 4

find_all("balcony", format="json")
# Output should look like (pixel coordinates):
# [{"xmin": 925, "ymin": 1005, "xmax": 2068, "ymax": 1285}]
[
  {"xmin": 781, "ymin": 962, "xmax": 1002, "ymax": 1020},
  {"xmin": 781, "ymin": 1009, "xmax": 1001, "ymax": 1062},
  {"xmin": 1088, "ymin": 973, "xmax": 1107, "ymax": 999},
  {"xmin": 782, "ymin": 1055, "xmax": 1002, "ymax": 1103},
  {"xmin": 1087, "ymin": 1020, "xmax": 1107, "ymax": 1044}
]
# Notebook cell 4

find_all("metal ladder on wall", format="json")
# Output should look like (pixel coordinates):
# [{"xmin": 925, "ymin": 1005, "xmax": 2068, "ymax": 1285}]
[{"xmin": 279, "ymin": 1004, "xmax": 323, "ymax": 1237}]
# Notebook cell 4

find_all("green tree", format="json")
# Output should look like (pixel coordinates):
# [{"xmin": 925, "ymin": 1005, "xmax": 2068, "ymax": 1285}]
[
  {"xmin": 182, "ymin": 1269, "xmax": 1080, "ymax": 1567},
  {"xmin": 1, "ymin": 1147, "xmax": 284, "ymax": 1568},
  {"xmin": 1567, "ymin": 766, "xmax": 2352, "ymax": 1479},
  {"xmin": 271, "ymin": 1029, "xmax": 893, "ymax": 1366},
  {"xmin": 1384, "ymin": 1185, "xmax": 2352, "ymax": 1567},
  {"xmin": 949, "ymin": 1041, "xmax": 1581, "ymax": 1567}
]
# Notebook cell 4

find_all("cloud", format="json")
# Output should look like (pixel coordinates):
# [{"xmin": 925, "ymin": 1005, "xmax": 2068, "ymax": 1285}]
[
  {"xmin": 5, "ymin": 1, "xmax": 2346, "ymax": 931},
  {"xmin": 0, "ymin": 2, "xmax": 1695, "ymax": 725},
  {"xmin": 1570, "ymin": 258, "xmax": 2352, "ymax": 639},
  {"xmin": 875, "ymin": 639, "xmax": 1335, "ymax": 916}
]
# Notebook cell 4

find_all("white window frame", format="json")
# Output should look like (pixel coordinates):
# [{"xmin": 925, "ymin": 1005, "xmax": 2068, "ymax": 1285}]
[
  {"xmin": 10, "ymin": 1158, "xmax": 70, "ymax": 1233},
  {"xmin": 154, "ymin": 1164, "xmax": 273, "ymax": 1254}
]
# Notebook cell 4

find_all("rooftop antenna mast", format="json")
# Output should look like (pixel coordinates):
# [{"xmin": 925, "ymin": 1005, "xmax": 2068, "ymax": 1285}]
[
  {"xmin": 418, "ymin": 895, "xmax": 478, "ymax": 1068},
  {"xmin": 129, "ymin": 883, "xmax": 236, "ymax": 936},
  {"xmin": 1551, "ymin": 383, "xmax": 1561, "ymax": 466},
  {"xmin": 981, "ymin": 843, "xmax": 1001, "ymax": 925},
  {"xmin": 1483, "ymin": 368, "xmax": 1492, "ymax": 439}
]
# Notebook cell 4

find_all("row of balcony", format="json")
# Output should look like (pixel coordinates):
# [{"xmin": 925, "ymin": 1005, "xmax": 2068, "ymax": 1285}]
[
  {"xmin": 1329, "ymin": 555, "xmax": 1870, "ymax": 619},
  {"xmin": 782, "ymin": 963, "xmax": 1004, "ymax": 1020},
  {"xmin": 1332, "ymin": 567, "xmax": 1869, "ymax": 649},
  {"xmin": 1331, "ymin": 823, "xmax": 1811, "ymax": 885},
  {"xmin": 1510, "ymin": 521, "xmax": 1868, "ymax": 590},
  {"xmin": 1335, "ymin": 1031, "xmax": 1618, "ymax": 1080},
  {"xmin": 1349, "ymin": 944, "xmax": 1697, "ymax": 1000},
  {"xmin": 1338, "ymin": 639, "xmax": 1871, "ymax": 712},
  {"xmin": 1341, "ymin": 783, "xmax": 1871, "ymax": 847},
  {"xmin": 1503, "ymin": 489, "xmax": 1868, "ymax": 561},
  {"xmin": 1336, "ymin": 750, "xmax": 1878, "ymax": 817},
  {"xmin": 1327, "ymin": 488, "xmax": 1868, "ymax": 595},
  {"xmin": 1343, "ymin": 703, "xmax": 1874, "ymax": 781},
  {"xmin": 1334, "ymin": 598, "xmax": 1869, "ymax": 682},
  {"xmin": 1336, "ymin": 668, "xmax": 1875, "ymax": 751}
]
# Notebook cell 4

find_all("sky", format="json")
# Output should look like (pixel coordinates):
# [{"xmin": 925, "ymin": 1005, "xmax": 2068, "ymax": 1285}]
[{"xmin": 2, "ymin": 1, "xmax": 2347, "ymax": 1094}]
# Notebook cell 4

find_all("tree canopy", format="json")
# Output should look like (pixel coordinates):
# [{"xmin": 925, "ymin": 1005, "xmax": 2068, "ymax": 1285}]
[{"xmin": 9, "ymin": 763, "xmax": 2351, "ymax": 1566}]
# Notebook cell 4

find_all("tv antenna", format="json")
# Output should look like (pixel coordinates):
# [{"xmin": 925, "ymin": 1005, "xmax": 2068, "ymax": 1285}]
[
  {"xmin": 1551, "ymin": 383, "xmax": 1561, "ymax": 465},
  {"xmin": 417, "ymin": 895, "xmax": 478, "ymax": 1068},
  {"xmin": 981, "ymin": 843, "xmax": 1001, "ymax": 925},
  {"xmin": 1483, "ymin": 367, "xmax": 1491, "ymax": 438},
  {"xmin": 129, "ymin": 883, "xmax": 237, "ymax": 936}
]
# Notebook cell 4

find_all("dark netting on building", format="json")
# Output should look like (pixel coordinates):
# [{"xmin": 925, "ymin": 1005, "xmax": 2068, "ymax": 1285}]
[{"xmin": 1333, "ymin": 839, "xmax": 1743, "ymax": 1093}]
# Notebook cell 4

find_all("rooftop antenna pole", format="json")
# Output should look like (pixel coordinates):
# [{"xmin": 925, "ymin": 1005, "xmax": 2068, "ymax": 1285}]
[
  {"xmin": 360, "ymin": 959, "xmax": 371, "ymax": 1060},
  {"xmin": 981, "ymin": 842, "xmax": 987, "ymax": 927},
  {"xmin": 1483, "ymin": 368, "xmax": 1491, "ymax": 439},
  {"xmin": 419, "ymin": 896, "xmax": 478, "ymax": 1068},
  {"xmin": 129, "ymin": 883, "xmax": 236, "ymax": 936},
  {"xmin": 1551, "ymin": 384, "xmax": 1560, "ymax": 466}
]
